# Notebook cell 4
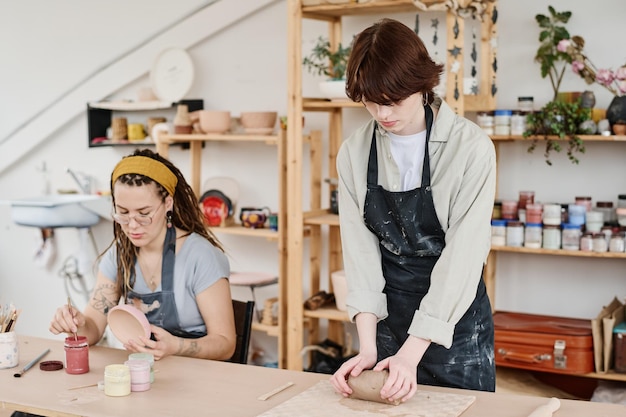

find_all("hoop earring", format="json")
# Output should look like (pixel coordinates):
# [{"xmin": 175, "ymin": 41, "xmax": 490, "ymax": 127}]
[
  {"xmin": 422, "ymin": 93, "xmax": 429, "ymax": 106},
  {"xmin": 166, "ymin": 210, "xmax": 173, "ymax": 228}
]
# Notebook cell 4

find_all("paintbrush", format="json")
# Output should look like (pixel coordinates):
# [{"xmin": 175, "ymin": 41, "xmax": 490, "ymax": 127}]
[
  {"xmin": 67, "ymin": 297, "xmax": 77, "ymax": 341},
  {"xmin": 14, "ymin": 349, "xmax": 50, "ymax": 378}
]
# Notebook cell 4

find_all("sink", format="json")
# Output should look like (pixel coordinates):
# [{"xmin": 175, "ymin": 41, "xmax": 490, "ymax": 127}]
[{"xmin": 8, "ymin": 194, "xmax": 112, "ymax": 228}]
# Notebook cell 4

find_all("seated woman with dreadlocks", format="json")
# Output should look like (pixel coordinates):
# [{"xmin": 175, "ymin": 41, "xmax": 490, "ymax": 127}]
[{"xmin": 49, "ymin": 148, "xmax": 235, "ymax": 361}]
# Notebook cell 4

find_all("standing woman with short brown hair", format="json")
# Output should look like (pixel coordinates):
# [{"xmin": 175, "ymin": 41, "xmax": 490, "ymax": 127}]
[{"xmin": 330, "ymin": 18, "xmax": 496, "ymax": 403}]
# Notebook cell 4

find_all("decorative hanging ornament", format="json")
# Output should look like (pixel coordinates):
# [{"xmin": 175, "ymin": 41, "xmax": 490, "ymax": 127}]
[{"xmin": 431, "ymin": 18, "xmax": 440, "ymax": 62}]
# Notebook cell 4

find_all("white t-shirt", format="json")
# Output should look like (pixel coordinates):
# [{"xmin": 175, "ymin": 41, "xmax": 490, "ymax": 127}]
[{"xmin": 388, "ymin": 129, "xmax": 427, "ymax": 191}]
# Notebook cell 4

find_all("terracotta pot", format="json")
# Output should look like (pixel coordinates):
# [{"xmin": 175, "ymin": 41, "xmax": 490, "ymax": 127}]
[{"xmin": 613, "ymin": 123, "xmax": 626, "ymax": 136}]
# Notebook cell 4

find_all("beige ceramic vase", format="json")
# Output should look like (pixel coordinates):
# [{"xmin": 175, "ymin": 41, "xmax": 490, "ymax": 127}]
[{"xmin": 174, "ymin": 105, "xmax": 193, "ymax": 134}]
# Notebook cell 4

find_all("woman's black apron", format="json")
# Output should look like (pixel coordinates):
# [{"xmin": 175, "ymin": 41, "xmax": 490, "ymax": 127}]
[
  {"xmin": 363, "ymin": 105, "xmax": 495, "ymax": 391},
  {"xmin": 127, "ymin": 227, "xmax": 205, "ymax": 339}
]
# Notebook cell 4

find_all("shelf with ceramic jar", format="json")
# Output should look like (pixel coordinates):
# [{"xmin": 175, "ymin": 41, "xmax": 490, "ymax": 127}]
[{"xmin": 87, "ymin": 100, "xmax": 203, "ymax": 147}]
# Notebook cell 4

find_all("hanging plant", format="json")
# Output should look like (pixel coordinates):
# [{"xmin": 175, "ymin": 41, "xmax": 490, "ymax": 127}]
[{"xmin": 524, "ymin": 100, "xmax": 592, "ymax": 165}]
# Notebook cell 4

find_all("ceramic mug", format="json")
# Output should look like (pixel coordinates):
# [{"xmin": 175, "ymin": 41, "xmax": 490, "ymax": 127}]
[
  {"xmin": 240, "ymin": 207, "xmax": 270, "ymax": 229},
  {"xmin": 128, "ymin": 124, "xmax": 146, "ymax": 141}
]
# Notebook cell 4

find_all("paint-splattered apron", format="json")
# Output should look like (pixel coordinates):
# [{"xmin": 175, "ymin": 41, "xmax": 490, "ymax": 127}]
[
  {"xmin": 127, "ymin": 227, "xmax": 205, "ymax": 339},
  {"xmin": 363, "ymin": 105, "xmax": 495, "ymax": 391}
]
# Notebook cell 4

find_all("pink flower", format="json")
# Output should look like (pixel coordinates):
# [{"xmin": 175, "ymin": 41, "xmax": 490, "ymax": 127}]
[
  {"xmin": 615, "ymin": 66, "xmax": 626, "ymax": 81},
  {"xmin": 572, "ymin": 60, "xmax": 584, "ymax": 74},
  {"xmin": 557, "ymin": 39, "xmax": 570, "ymax": 52},
  {"xmin": 618, "ymin": 80, "xmax": 626, "ymax": 95},
  {"xmin": 596, "ymin": 68, "xmax": 615, "ymax": 87}
]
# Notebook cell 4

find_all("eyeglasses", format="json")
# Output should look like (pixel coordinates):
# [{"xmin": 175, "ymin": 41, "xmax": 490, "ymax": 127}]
[{"xmin": 112, "ymin": 202, "xmax": 164, "ymax": 226}]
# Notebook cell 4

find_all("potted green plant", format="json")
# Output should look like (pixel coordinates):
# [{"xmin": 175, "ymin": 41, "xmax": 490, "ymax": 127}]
[
  {"xmin": 524, "ymin": 100, "xmax": 592, "ymax": 165},
  {"xmin": 303, "ymin": 36, "xmax": 351, "ymax": 100},
  {"xmin": 534, "ymin": 6, "xmax": 573, "ymax": 101}
]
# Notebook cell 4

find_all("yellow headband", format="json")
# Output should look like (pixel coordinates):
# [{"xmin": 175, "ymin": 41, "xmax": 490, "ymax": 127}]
[{"xmin": 111, "ymin": 156, "xmax": 178, "ymax": 196}]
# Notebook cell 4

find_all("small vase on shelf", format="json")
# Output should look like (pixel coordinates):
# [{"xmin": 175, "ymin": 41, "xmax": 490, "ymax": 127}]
[
  {"xmin": 606, "ymin": 96, "xmax": 626, "ymax": 132},
  {"xmin": 174, "ymin": 104, "xmax": 193, "ymax": 134}
]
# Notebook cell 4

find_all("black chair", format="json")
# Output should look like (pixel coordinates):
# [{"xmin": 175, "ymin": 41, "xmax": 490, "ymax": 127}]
[{"xmin": 228, "ymin": 299, "xmax": 255, "ymax": 364}]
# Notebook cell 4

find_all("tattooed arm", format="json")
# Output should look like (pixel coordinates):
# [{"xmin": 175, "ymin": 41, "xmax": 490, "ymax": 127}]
[
  {"xmin": 127, "ymin": 278, "xmax": 236, "ymax": 361},
  {"xmin": 49, "ymin": 272, "xmax": 120, "ymax": 345}
]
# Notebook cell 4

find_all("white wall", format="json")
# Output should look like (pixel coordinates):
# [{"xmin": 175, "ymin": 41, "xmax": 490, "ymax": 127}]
[{"xmin": 1, "ymin": 0, "xmax": 625, "ymax": 361}]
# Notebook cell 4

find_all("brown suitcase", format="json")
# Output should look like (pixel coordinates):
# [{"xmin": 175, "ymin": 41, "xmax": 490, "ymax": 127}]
[{"xmin": 493, "ymin": 311, "xmax": 594, "ymax": 375}]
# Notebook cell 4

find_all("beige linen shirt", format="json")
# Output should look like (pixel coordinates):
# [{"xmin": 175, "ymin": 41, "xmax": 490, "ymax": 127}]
[{"xmin": 337, "ymin": 98, "xmax": 496, "ymax": 349}]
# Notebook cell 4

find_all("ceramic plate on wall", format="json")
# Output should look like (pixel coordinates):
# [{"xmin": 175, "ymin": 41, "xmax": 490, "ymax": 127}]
[{"xmin": 150, "ymin": 48, "xmax": 195, "ymax": 103}]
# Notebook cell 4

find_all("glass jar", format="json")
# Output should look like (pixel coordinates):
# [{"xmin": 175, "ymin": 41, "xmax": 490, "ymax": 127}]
[
  {"xmin": 580, "ymin": 231, "xmax": 594, "ymax": 252},
  {"xmin": 593, "ymin": 232, "xmax": 608, "ymax": 253},
  {"xmin": 494, "ymin": 109, "xmax": 512, "ymax": 135},
  {"xmin": 542, "ymin": 225, "xmax": 561, "ymax": 250},
  {"xmin": 575, "ymin": 196, "xmax": 593, "ymax": 212},
  {"xmin": 129, "ymin": 353, "xmax": 155, "ymax": 383},
  {"xmin": 609, "ymin": 232, "xmax": 626, "ymax": 252},
  {"xmin": 525, "ymin": 203, "xmax": 543, "ymax": 224},
  {"xmin": 596, "ymin": 201, "xmax": 616, "ymax": 224},
  {"xmin": 562, "ymin": 223, "xmax": 581, "ymax": 251},
  {"xmin": 518, "ymin": 190, "xmax": 535, "ymax": 211},
  {"xmin": 501, "ymin": 200, "xmax": 518, "ymax": 220},
  {"xmin": 617, "ymin": 208, "xmax": 626, "ymax": 227},
  {"xmin": 517, "ymin": 96, "xmax": 534, "ymax": 112},
  {"xmin": 491, "ymin": 219, "xmax": 507, "ymax": 247},
  {"xmin": 477, "ymin": 111, "xmax": 494, "ymax": 135},
  {"xmin": 585, "ymin": 210, "xmax": 604, "ymax": 233},
  {"xmin": 506, "ymin": 221, "xmax": 524, "ymax": 247},
  {"xmin": 524, "ymin": 223, "xmax": 542, "ymax": 248},
  {"xmin": 510, "ymin": 111, "xmax": 527, "ymax": 136},
  {"xmin": 64, "ymin": 336, "xmax": 89, "ymax": 375},
  {"xmin": 618, "ymin": 194, "xmax": 626, "ymax": 209},
  {"xmin": 542, "ymin": 203, "xmax": 562, "ymax": 226},
  {"xmin": 124, "ymin": 359, "xmax": 151, "ymax": 392},
  {"xmin": 568, "ymin": 204, "xmax": 586, "ymax": 227},
  {"xmin": 104, "ymin": 364, "xmax": 131, "ymax": 397}
]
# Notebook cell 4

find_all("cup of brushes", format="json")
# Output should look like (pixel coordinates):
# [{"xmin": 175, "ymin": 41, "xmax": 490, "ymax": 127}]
[{"xmin": 0, "ymin": 305, "xmax": 20, "ymax": 369}]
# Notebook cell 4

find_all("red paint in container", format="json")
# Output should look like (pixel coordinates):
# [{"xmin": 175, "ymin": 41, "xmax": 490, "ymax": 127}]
[{"xmin": 64, "ymin": 336, "xmax": 89, "ymax": 374}]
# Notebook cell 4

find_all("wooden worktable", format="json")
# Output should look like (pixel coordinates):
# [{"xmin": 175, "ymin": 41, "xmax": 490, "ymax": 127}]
[{"xmin": 1, "ymin": 336, "xmax": 624, "ymax": 416}]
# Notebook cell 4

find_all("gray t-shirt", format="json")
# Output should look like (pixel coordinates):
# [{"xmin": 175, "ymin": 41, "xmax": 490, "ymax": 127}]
[{"xmin": 100, "ymin": 232, "xmax": 230, "ymax": 335}]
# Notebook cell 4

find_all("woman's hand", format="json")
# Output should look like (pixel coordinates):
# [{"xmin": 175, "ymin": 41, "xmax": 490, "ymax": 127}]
[
  {"xmin": 373, "ymin": 353, "xmax": 418, "ymax": 403},
  {"xmin": 49, "ymin": 305, "xmax": 85, "ymax": 336},
  {"xmin": 373, "ymin": 336, "xmax": 429, "ymax": 403},
  {"xmin": 125, "ymin": 324, "xmax": 179, "ymax": 361},
  {"xmin": 330, "ymin": 351, "xmax": 377, "ymax": 397}
]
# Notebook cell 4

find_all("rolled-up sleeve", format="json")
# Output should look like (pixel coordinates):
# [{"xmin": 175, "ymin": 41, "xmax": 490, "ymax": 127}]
[
  {"xmin": 409, "ymin": 106, "xmax": 496, "ymax": 348},
  {"xmin": 337, "ymin": 122, "xmax": 389, "ymax": 322}
]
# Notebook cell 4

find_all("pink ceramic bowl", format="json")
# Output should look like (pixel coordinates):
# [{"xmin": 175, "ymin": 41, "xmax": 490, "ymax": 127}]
[{"xmin": 108, "ymin": 304, "xmax": 151, "ymax": 345}]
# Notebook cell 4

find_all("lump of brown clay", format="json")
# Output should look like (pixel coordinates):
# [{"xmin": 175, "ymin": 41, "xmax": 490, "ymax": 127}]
[{"xmin": 347, "ymin": 370, "xmax": 400, "ymax": 405}]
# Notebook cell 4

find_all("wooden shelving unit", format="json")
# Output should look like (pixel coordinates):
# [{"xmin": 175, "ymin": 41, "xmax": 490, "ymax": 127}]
[
  {"xmin": 487, "ymin": 134, "xmax": 626, "ymax": 383},
  {"xmin": 286, "ymin": 0, "xmax": 499, "ymax": 371},
  {"xmin": 156, "ymin": 130, "xmax": 288, "ymax": 367}
]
